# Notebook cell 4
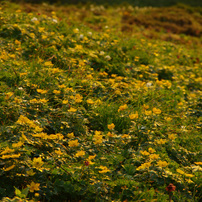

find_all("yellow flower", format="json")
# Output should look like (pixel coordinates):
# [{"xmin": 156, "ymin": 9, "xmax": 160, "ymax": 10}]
[
  {"xmin": 62, "ymin": 99, "xmax": 69, "ymax": 104},
  {"xmin": 144, "ymin": 110, "xmax": 152, "ymax": 116},
  {"xmin": 136, "ymin": 162, "xmax": 151, "ymax": 171},
  {"xmin": 54, "ymin": 149, "xmax": 63, "ymax": 156},
  {"xmin": 1, "ymin": 154, "xmax": 21, "ymax": 159},
  {"xmin": 157, "ymin": 160, "xmax": 168, "ymax": 167},
  {"xmin": 153, "ymin": 108, "xmax": 161, "ymax": 115},
  {"xmin": 185, "ymin": 173, "xmax": 194, "ymax": 178},
  {"xmin": 12, "ymin": 141, "xmax": 23, "ymax": 148},
  {"xmin": 53, "ymin": 90, "xmax": 61, "ymax": 94},
  {"xmin": 122, "ymin": 134, "xmax": 130, "ymax": 139},
  {"xmin": 168, "ymin": 134, "xmax": 177, "ymax": 141},
  {"xmin": 141, "ymin": 151, "xmax": 150, "ymax": 156},
  {"xmin": 129, "ymin": 112, "xmax": 138, "ymax": 119},
  {"xmin": 1, "ymin": 147, "xmax": 15, "ymax": 155},
  {"xmin": 67, "ymin": 132, "xmax": 75, "ymax": 138},
  {"xmin": 26, "ymin": 169, "xmax": 35, "ymax": 176},
  {"xmin": 68, "ymin": 139, "xmax": 79, "ymax": 147},
  {"xmin": 143, "ymin": 104, "xmax": 149, "ymax": 110},
  {"xmin": 44, "ymin": 61, "xmax": 53, "ymax": 67},
  {"xmin": 75, "ymin": 94, "xmax": 83, "ymax": 103},
  {"xmin": 32, "ymin": 157, "xmax": 44, "ymax": 169},
  {"xmin": 176, "ymin": 169, "xmax": 185, "ymax": 175},
  {"xmin": 75, "ymin": 150, "xmax": 85, "ymax": 157},
  {"xmin": 3, "ymin": 164, "xmax": 16, "ymax": 172},
  {"xmin": 93, "ymin": 131, "xmax": 103, "ymax": 145},
  {"xmin": 88, "ymin": 155, "xmax": 96, "ymax": 161},
  {"xmin": 107, "ymin": 132, "xmax": 114, "ymax": 137},
  {"xmin": 108, "ymin": 123, "xmax": 115, "ymax": 130},
  {"xmin": 37, "ymin": 89, "xmax": 47, "ymax": 94},
  {"xmin": 5, "ymin": 92, "xmax": 14, "ymax": 99},
  {"xmin": 148, "ymin": 148, "xmax": 156, "ymax": 153},
  {"xmin": 29, "ymin": 181, "xmax": 40, "ymax": 192},
  {"xmin": 149, "ymin": 154, "xmax": 159, "ymax": 160},
  {"xmin": 56, "ymin": 133, "xmax": 64, "ymax": 140},
  {"xmin": 68, "ymin": 107, "xmax": 77, "ymax": 112},
  {"xmin": 194, "ymin": 162, "xmax": 202, "ymax": 165},
  {"xmin": 98, "ymin": 165, "xmax": 110, "ymax": 173},
  {"xmin": 156, "ymin": 139, "xmax": 167, "ymax": 144},
  {"xmin": 118, "ymin": 104, "xmax": 128, "ymax": 112},
  {"xmin": 165, "ymin": 117, "xmax": 172, "ymax": 122},
  {"xmin": 32, "ymin": 132, "xmax": 48, "ymax": 139},
  {"xmin": 87, "ymin": 99, "xmax": 94, "ymax": 104}
]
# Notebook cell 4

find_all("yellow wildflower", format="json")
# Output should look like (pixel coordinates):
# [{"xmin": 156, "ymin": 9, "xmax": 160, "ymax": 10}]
[
  {"xmin": 156, "ymin": 139, "xmax": 167, "ymax": 144},
  {"xmin": 1, "ymin": 154, "xmax": 21, "ymax": 159},
  {"xmin": 107, "ymin": 132, "xmax": 114, "ymax": 137},
  {"xmin": 148, "ymin": 148, "xmax": 156, "ymax": 153},
  {"xmin": 29, "ymin": 182, "xmax": 40, "ymax": 192},
  {"xmin": 12, "ymin": 141, "xmax": 23, "ymax": 148},
  {"xmin": 144, "ymin": 110, "xmax": 152, "ymax": 116},
  {"xmin": 68, "ymin": 139, "xmax": 79, "ymax": 147},
  {"xmin": 3, "ymin": 164, "xmax": 15, "ymax": 172},
  {"xmin": 168, "ymin": 134, "xmax": 177, "ymax": 141},
  {"xmin": 149, "ymin": 154, "xmax": 159, "ymax": 160},
  {"xmin": 136, "ymin": 162, "xmax": 151, "ymax": 171},
  {"xmin": 118, "ymin": 104, "xmax": 128, "ymax": 112},
  {"xmin": 176, "ymin": 169, "xmax": 185, "ymax": 175},
  {"xmin": 44, "ymin": 61, "xmax": 53, "ymax": 67},
  {"xmin": 75, "ymin": 94, "xmax": 83, "ymax": 103},
  {"xmin": 37, "ymin": 89, "xmax": 47, "ymax": 94},
  {"xmin": 153, "ymin": 108, "xmax": 161, "ymax": 115},
  {"xmin": 129, "ymin": 112, "xmax": 138, "ymax": 119},
  {"xmin": 87, "ymin": 99, "xmax": 94, "ymax": 104},
  {"xmin": 62, "ymin": 99, "xmax": 69, "ymax": 104},
  {"xmin": 157, "ymin": 160, "xmax": 168, "ymax": 167},
  {"xmin": 185, "ymin": 173, "xmax": 194, "ymax": 178},
  {"xmin": 26, "ymin": 169, "xmax": 35, "ymax": 176},
  {"xmin": 75, "ymin": 150, "xmax": 85, "ymax": 157},
  {"xmin": 141, "ymin": 151, "xmax": 150, "ymax": 156},
  {"xmin": 68, "ymin": 107, "xmax": 77, "ymax": 112},
  {"xmin": 1, "ymin": 147, "xmax": 15, "ymax": 155},
  {"xmin": 54, "ymin": 149, "xmax": 63, "ymax": 156},
  {"xmin": 93, "ymin": 131, "xmax": 103, "ymax": 145},
  {"xmin": 108, "ymin": 123, "xmax": 115, "ymax": 130},
  {"xmin": 98, "ymin": 166, "xmax": 110, "ymax": 173},
  {"xmin": 5, "ymin": 92, "xmax": 14, "ymax": 99},
  {"xmin": 53, "ymin": 90, "xmax": 60, "ymax": 94},
  {"xmin": 194, "ymin": 162, "xmax": 202, "ymax": 165},
  {"xmin": 143, "ymin": 104, "xmax": 149, "ymax": 110},
  {"xmin": 32, "ymin": 157, "xmax": 44, "ymax": 169},
  {"xmin": 67, "ymin": 132, "xmax": 75, "ymax": 139},
  {"xmin": 88, "ymin": 155, "xmax": 96, "ymax": 161}
]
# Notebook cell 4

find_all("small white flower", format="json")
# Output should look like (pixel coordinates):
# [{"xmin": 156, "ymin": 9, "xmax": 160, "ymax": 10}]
[
  {"xmin": 100, "ymin": 51, "xmax": 105, "ymax": 56},
  {"xmin": 146, "ymin": 82, "xmax": 153, "ymax": 87},
  {"xmin": 52, "ymin": 18, "xmax": 58, "ymax": 23},
  {"xmin": 31, "ymin": 17, "xmax": 38, "ymax": 22},
  {"xmin": 79, "ymin": 34, "xmax": 84, "ymax": 39},
  {"xmin": 88, "ymin": 32, "xmax": 92, "ymax": 36},
  {"xmin": 105, "ymin": 55, "xmax": 111, "ymax": 60}
]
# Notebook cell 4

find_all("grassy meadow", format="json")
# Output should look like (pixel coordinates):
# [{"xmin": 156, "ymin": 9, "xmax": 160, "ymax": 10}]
[{"xmin": 0, "ymin": 1, "xmax": 202, "ymax": 201}]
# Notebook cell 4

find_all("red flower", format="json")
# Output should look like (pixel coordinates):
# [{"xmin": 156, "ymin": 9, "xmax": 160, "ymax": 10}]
[
  {"xmin": 84, "ymin": 161, "xmax": 89, "ymax": 166},
  {"xmin": 166, "ymin": 183, "xmax": 176, "ymax": 192}
]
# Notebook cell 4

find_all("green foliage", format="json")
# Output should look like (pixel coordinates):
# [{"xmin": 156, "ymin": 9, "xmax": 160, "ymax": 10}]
[{"xmin": 0, "ymin": 1, "xmax": 202, "ymax": 202}]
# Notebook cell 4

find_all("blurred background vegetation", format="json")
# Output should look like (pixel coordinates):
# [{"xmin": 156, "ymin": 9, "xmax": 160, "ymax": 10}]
[{"xmin": 8, "ymin": 0, "xmax": 202, "ymax": 7}]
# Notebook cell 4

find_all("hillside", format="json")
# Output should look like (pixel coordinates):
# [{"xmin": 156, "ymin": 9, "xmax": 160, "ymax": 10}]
[{"xmin": 0, "ymin": 1, "xmax": 202, "ymax": 201}]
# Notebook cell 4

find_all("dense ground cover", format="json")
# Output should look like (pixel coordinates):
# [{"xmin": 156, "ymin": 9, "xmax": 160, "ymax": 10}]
[{"xmin": 0, "ymin": 1, "xmax": 202, "ymax": 201}]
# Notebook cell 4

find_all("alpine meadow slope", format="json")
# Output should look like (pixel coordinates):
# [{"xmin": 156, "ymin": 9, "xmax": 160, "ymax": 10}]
[{"xmin": 0, "ymin": 1, "xmax": 202, "ymax": 202}]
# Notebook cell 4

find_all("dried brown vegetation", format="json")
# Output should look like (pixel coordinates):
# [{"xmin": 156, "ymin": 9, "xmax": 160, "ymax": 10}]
[{"xmin": 122, "ymin": 7, "xmax": 202, "ymax": 37}]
